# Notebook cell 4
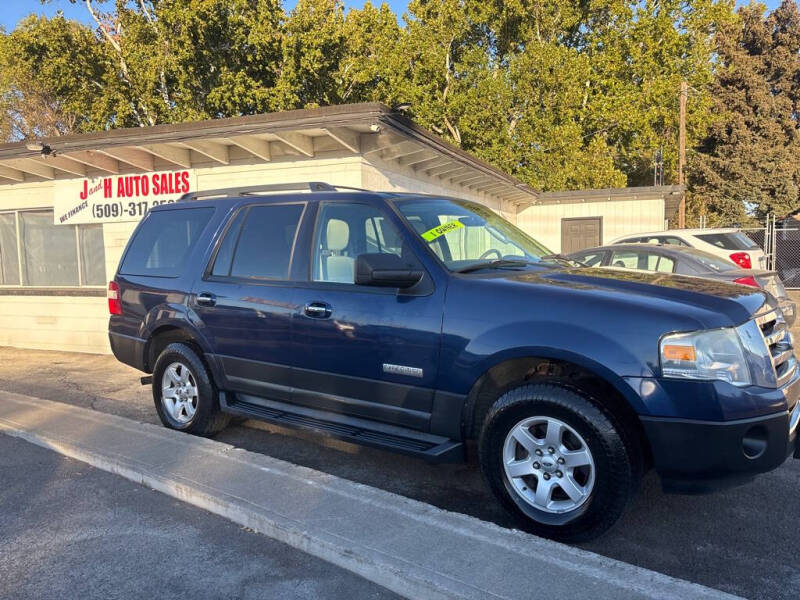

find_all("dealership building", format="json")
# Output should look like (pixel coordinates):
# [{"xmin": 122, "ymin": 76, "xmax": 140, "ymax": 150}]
[{"xmin": 0, "ymin": 103, "xmax": 682, "ymax": 354}]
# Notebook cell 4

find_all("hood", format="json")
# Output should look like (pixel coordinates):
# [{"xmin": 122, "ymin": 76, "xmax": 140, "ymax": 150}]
[{"xmin": 479, "ymin": 265, "xmax": 769, "ymax": 328}]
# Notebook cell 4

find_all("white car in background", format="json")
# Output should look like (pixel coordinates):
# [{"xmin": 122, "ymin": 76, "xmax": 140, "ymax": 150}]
[{"xmin": 608, "ymin": 228, "xmax": 767, "ymax": 270}]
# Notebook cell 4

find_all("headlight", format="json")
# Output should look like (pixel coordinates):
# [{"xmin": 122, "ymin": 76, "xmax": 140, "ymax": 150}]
[{"xmin": 660, "ymin": 327, "xmax": 751, "ymax": 386}]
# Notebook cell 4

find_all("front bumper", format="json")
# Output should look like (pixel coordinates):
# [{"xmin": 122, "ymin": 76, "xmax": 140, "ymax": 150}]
[{"xmin": 639, "ymin": 371, "xmax": 800, "ymax": 493}]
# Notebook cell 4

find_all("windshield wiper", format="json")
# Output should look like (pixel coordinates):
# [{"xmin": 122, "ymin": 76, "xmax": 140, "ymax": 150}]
[
  {"xmin": 454, "ymin": 259, "xmax": 533, "ymax": 274},
  {"xmin": 540, "ymin": 254, "xmax": 587, "ymax": 267}
]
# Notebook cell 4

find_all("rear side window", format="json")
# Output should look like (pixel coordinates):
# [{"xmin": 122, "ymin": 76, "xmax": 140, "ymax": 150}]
[
  {"xmin": 610, "ymin": 250, "xmax": 674, "ymax": 273},
  {"xmin": 120, "ymin": 207, "xmax": 213, "ymax": 277},
  {"xmin": 228, "ymin": 204, "xmax": 305, "ymax": 280},
  {"xmin": 696, "ymin": 232, "xmax": 758, "ymax": 250}
]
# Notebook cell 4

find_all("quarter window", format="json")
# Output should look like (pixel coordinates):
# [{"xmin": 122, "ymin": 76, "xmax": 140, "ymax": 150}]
[
  {"xmin": 120, "ymin": 207, "xmax": 213, "ymax": 278},
  {"xmin": 0, "ymin": 210, "xmax": 106, "ymax": 287}
]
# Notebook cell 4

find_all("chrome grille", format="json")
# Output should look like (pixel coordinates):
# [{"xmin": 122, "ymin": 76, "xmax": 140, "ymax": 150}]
[
  {"xmin": 762, "ymin": 275, "xmax": 782, "ymax": 301},
  {"xmin": 756, "ymin": 309, "xmax": 797, "ymax": 388}
]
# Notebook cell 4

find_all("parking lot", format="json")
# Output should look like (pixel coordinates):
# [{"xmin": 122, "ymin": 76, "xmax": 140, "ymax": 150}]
[
  {"xmin": 0, "ymin": 434, "xmax": 398, "ymax": 600},
  {"xmin": 0, "ymin": 296, "xmax": 798, "ymax": 600}
]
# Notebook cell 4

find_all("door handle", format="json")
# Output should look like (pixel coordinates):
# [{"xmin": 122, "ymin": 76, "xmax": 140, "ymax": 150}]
[
  {"xmin": 304, "ymin": 302, "xmax": 332, "ymax": 318},
  {"xmin": 196, "ymin": 292, "xmax": 217, "ymax": 307}
]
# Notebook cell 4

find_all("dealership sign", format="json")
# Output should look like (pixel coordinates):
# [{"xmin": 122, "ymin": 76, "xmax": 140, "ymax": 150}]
[{"xmin": 53, "ymin": 169, "xmax": 196, "ymax": 225}]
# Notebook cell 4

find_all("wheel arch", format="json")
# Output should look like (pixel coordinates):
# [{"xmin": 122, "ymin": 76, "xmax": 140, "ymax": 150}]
[
  {"xmin": 462, "ymin": 352, "xmax": 652, "ymax": 470},
  {"xmin": 144, "ymin": 324, "xmax": 210, "ymax": 373}
]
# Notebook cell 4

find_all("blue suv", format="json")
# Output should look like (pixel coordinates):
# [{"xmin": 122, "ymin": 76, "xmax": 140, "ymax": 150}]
[{"xmin": 109, "ymin": 182, "xmax": 799, "ymax": 540}]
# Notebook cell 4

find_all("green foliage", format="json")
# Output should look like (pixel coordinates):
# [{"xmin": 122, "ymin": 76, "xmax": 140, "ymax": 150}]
[
  {"xmin": 273, "ymin": 0, "xmax": 346, "ymax": 109},
  {"xmin": 4, "ymin": 0, "xmax": 797, "ymax": 224},
  {"xmin": 0, "ymin": 15, "xmax": 113, "ymax": 137},
  {"xmin": 690, "ymin": 0, "xmax": 800, "ymax": 224}
]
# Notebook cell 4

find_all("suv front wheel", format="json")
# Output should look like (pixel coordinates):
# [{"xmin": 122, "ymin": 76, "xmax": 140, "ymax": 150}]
[
  {"xmin": 152, "ymin": 342, "xmax": 230, "ymax": 436},
  {"xmin": 478, "ymin": 382, "xmax": 636, "ymax": 542}
]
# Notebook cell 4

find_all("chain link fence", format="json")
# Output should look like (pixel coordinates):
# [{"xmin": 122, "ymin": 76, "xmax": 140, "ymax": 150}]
[
  {"xmin": 773, "ymin": 220, "xmax": 800, "ymax": 289},
  {"xmin": 737, "ymin": 216, "xmax": 800, "ymax": 289}
]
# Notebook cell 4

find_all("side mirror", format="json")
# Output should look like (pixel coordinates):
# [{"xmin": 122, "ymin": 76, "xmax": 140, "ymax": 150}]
[{"xmin": 354, "ymin": 253, "xmax": 424, "ymax": 289}]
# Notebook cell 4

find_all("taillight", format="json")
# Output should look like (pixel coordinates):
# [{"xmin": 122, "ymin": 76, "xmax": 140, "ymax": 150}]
[
  {"xmin": 108, "ymin": 281, "xmax": 122, "ymax": 315},
  {"xmin": 729, "ymin": 252, "xmax": 752, "ymax": 269},
  {"xmin": 733, "ymin": 276, "xmax": 760, "ymax": 288}
]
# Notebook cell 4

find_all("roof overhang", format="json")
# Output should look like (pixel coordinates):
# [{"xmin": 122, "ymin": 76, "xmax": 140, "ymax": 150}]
[{"xmin": 0, "ymin": 102, "xmax": 539, "ymax": 205}]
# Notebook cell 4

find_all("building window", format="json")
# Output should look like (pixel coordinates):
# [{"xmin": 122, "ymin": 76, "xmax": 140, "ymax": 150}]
[{"xmin": 0, "ymin": 210, "xmax": 106, "ymax": 287}]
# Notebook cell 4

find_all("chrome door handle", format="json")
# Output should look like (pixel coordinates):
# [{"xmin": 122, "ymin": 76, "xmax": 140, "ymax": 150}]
[
  {"xmin": 196, "ymin": 292, "xmax": 217, "ymax": 307},
  {"xmin": 304, "ymin": 302, "xmax": 331, "ymax": 318}
]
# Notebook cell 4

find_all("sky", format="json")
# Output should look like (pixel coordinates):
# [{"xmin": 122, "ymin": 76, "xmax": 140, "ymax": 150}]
[
  {"xmin": 0, "ymin": 0, "xmax": 409, "ymax": 31},
  {"xmin": 0, "ymin": 0, "xmax": 789, "ymax": 32}
]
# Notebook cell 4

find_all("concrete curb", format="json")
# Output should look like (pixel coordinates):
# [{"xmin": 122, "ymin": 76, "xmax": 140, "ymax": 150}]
[{"xmin": 0, "ymin": 391, "xmax": 741, "ymax": 600}]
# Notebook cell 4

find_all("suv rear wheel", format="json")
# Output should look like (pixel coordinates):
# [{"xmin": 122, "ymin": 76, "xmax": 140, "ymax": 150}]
[
  {"xmin": 152, "ymin": 342, "xmax": 230, "ymax": 435},
  {"xmin": 478, "ymin": 382, "xmax": 636, "ymax": 542}
]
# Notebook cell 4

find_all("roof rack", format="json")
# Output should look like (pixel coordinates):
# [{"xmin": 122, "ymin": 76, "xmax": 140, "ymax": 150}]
[{"xmin": 179, "ymin": 181, "xmax": 341, "ymax": 201}]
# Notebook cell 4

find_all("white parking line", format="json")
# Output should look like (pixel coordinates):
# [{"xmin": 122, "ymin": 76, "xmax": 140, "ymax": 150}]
[{"xmin": 0, "ymin": 391, "xmax": 741, "ymax": 600}]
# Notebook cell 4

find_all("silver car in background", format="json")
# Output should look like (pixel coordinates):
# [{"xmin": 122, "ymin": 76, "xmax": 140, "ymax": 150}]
[
  {"xmin": 568, "ymin": 243, "xmax": 796, "ymax": 325},
  {"xmin": 608, "ymin": 228, "xmax": 767, "ymax": 270}
]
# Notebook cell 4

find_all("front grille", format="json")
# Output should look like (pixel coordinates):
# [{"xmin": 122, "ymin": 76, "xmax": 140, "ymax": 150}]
[
  {"xmin": 756, "ymin": 309, "xmax": 797, "ymax": 388},
  {"xmin": 762, "ymin": 276, "xmax": 781, "ymax": 300}
]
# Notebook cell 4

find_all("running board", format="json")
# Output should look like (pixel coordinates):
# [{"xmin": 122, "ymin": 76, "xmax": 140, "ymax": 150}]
[{"xmin": 220, "ymin": 393, "xmax": 464, "ymax": 463}]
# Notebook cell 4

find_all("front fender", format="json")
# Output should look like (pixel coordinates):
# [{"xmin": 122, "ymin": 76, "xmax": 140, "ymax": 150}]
[{"xmin": 441, "ymin": 321, "xmax": 655, "ymax": 414}]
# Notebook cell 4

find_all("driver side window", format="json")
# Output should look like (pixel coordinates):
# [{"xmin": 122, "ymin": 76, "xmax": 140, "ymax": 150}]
[{"xmin": 313, "ymin": 203, "xmax": 404, "ymax": 284}]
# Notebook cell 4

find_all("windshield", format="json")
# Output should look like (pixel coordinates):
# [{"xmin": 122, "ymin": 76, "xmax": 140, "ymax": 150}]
[{"xmin": 391, "ymin": 197, "xmax": 553, "ymax": 271}]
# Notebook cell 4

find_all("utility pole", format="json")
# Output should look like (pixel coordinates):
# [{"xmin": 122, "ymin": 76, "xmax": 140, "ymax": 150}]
[{"xmin": 678, "ymin": 80, "xmax": 687, "ymax": 228}]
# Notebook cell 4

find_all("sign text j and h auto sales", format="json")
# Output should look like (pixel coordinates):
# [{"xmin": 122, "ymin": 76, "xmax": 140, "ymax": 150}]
[{"xmin": 53, "ymin": 170, "xmax": 196, "ymax": 225}]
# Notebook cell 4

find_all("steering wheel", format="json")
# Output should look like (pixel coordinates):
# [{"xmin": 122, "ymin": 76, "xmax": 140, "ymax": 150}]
[{"xmin": 478, "ymin": 248, "xmax": 503, "ymax": 260}]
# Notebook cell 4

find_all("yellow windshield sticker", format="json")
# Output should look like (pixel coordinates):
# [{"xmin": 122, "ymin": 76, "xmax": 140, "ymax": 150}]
[{"xmin": 421, "ymin": 220, "xmax": 464, "ymax": 242}]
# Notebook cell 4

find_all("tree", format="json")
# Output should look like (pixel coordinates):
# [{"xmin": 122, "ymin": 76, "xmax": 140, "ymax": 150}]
[
  {"xmin": 336, "ymin": 2, "xmax": 405, "ymax": 105},
  {"xmin": 579, "ymin": 0, "xmax": 733, "ymax": 186},
  {"xmin": 273, "ymin": 0, "xmax": 346, "ymax": 110},
  {"xmin": 47, "ymin": 0, "xmax": 285, "ymax": 125},
  {"xmin": 0, "ymin": 15, "xmax": 114, "ymax": 140},
  {"xmin": 17, "ymin": 0, "xmax": 742, "ymax": 201},
  {"xmin": 690, "ymin": 0, "xmax": 800, "ymax": 225}
]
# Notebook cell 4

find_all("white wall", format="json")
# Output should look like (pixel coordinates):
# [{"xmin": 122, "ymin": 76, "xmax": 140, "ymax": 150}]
[{"xmin": 517, "ymin": 198, "xmax": 666, "ymax": 252}]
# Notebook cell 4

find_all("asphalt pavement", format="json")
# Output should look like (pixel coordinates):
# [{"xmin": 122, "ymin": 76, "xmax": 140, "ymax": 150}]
[
  {"xmin": 0, "ymin": 433, "xmax": 399, "ymax": 600},
  {"xmin": 1, "ymin": 334, "xmax": 799, "ymax": 599}
]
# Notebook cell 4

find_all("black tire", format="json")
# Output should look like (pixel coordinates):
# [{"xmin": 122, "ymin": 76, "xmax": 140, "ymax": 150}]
[
  {"xmin": 478, "ymin": 382, "xmax": 636, "ymax": 542},
  {"xmin": 152, "ymin": 342, "xmax": 230, "ymax": 436}
]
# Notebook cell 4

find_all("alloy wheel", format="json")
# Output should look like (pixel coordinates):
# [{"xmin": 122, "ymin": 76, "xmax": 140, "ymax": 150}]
[{"xmin": 502, "ymin": 416, "xmax": 596, "ymax": 514}]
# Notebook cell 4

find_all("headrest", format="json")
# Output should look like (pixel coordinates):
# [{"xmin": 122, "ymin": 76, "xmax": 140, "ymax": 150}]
[{"xmin": 327, "ymin": 219, "xmax": 350, "ymax": 251}]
